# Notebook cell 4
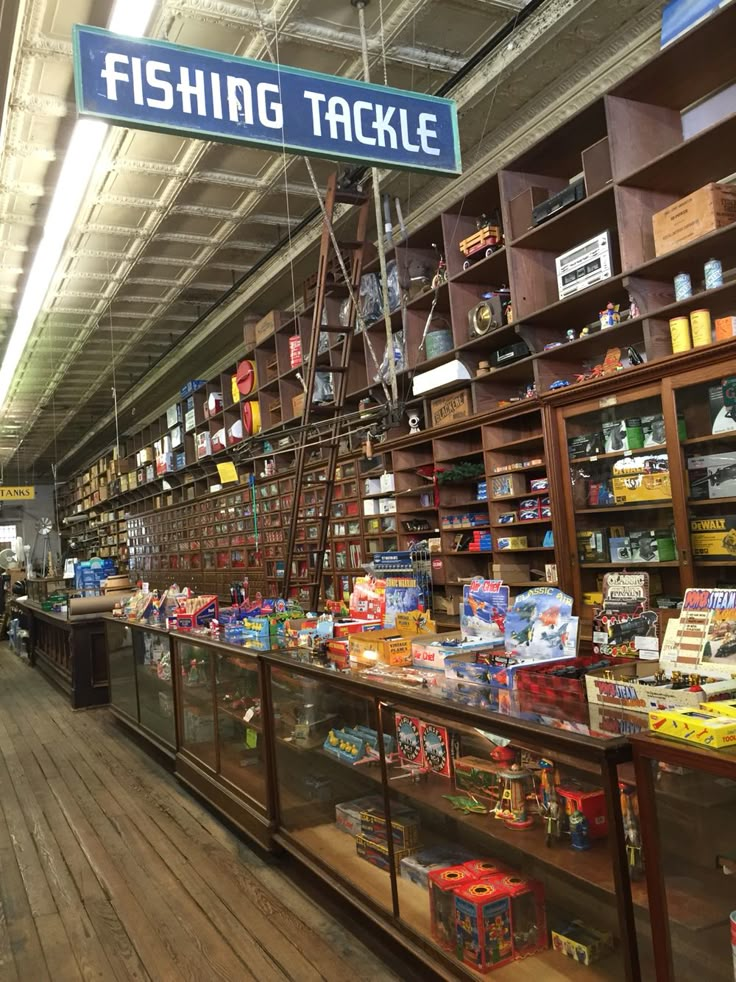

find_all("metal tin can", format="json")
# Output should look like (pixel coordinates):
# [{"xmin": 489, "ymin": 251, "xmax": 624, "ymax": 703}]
[
  {"xmin": 673, "ymin": 272, "xmax": 692, "ymax": 300},
  {"xmin": 704, "ymin": 258, "xmax": 723, "ymax": 290},
  {"xmin": 669, "ymin": 316, "xmax": 691, "ymax": 353},
  {"xmin": 690, "ymin": 308, "xmax": 712, "ymax": 347}
]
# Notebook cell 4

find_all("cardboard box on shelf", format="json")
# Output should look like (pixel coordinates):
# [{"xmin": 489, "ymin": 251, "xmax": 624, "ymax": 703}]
[
  {"xmin": 292, "ymin": 393, "xmax": 306, "ymax": 417},
  {"xmin": 430, "ymin": 390, "xmax": 472, "ymax": 428},
  {"xmin": 349, "ymin": 629, "xmax": 413, "ymax": 666},
  {"xmin": 652, "ymin": 182, "xmax": 736, "ymax": 256},
  {"xmin": 585, "ymin": 661, "xmax": 736, "ymax": 714},
  {"xmin": 690, "ymin": 515, "xmax": 736, "ymax": 559},
  {"xmin": 490, "ymin": 472, "xmax": 526, "ymax": 499},
  {"xmin": 255, "ymin": 309, "xmax": 286, "ymax": 344},
  {"xmin": 688, "ymin": 452, "xmax": 736, "ymax": 499}
]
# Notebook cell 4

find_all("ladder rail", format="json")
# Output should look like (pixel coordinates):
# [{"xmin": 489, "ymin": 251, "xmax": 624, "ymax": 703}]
[{"xmin": 283, "ymin": 173, "xmax": 370, "ymax": 606}]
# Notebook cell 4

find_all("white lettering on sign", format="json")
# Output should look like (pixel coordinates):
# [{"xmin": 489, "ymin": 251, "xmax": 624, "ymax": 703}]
[{"xmin": 98, "ymin": 51, "xmax": 442, "ymax": 156}]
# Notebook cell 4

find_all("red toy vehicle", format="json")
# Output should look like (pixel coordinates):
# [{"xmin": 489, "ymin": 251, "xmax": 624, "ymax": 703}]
[{"xmin": 459, "ymin": 223, "xmax": 504, "ymax": 269}]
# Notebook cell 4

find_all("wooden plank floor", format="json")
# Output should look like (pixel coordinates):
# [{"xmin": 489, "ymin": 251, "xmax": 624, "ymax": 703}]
[{"xmin": 0, "ymin": 646, "xmax": 403, "ymax": 982}]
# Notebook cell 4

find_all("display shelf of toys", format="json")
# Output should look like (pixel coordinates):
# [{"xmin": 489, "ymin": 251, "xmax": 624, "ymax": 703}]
[{"xmin": 261, "ymin": 630, "xmax": 644, "ymax": 981}]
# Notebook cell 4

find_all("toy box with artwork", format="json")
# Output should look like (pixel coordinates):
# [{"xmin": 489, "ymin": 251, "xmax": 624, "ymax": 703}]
[
  {"xmin": 454, "ymin": 756, "xmax": 503, "ymax": 799},
  {"xmin": 687, "ymin": 452, "xmax": 736, "ymax": 500},
  {"xmin": 349, "ymin": 629, "xmax": 413, "ymax": 667},
  {"xmin": 490, "ymin": 473, "xmax": 526, "ymax": 499},
  {"xmin": 648, "ymin": 707, "xmax": 736, "ymax": 748},
  {"xmin": 175, "ymin": 595, "xmax": 219, "ymax": 630},
  {"xmin": 557, "ymin": 786, "xmax": 607, "ymax": 839},
  {"xmin": 504, "ymin": 588, "xmax": 577, "ymax": 661},
  {"xmin": 454, "ymin": 874, "xmax": 546, "ymax": 973},
  {"xmin": 429, "ymin": 866, "xmax": 480, "ymax": 950},
  {"xmin": 592, "ymin": 572, "xmax": 658, "ymax": 660},
  {"xmin": 551, "ymin": 921, "xmax": 613, "ymax": 966},
  {"xmin": 355, "ymin": 833, "xmax": 415, "ymax": 872},
  {"xmin": 461, "ymin": 579, "xmax": 509, "ymax": 641},
  {"xmin": 411, "ymin": 632, "xmax": 462, "ymax": 670},
  {"xmin": 360, "ymin": 805, "xmax": 420, "ymax": 849},
  {"xmin": 400, "ymin": 845, "xmax": 475, "ymax": 889},
  {"xmin": 585, "ymin": 658, "xmax": 736, "ymax": 714},
  {"xmin": 335, "ymin": 796, "xmax": 383, "ymax": 837}
]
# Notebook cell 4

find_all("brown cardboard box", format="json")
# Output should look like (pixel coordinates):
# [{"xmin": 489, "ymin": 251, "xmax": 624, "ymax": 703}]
[
  {"xmin": 430, "ymin": 390, "xmax": 471, "ymax": 428},
  {"xmin": 653, "ymin": 183, "xmax": 736, "ymax": 256},
  {"xmin": 292, "ymin": 392, "xmax": 306, "ymax": 417},
  {"xmin": 243, "ymin": 313, "xmax": 260, "ymax": 350},
  {"xmin": 255, "ymin": 310, "xmax": 286, "ymax": 345}
]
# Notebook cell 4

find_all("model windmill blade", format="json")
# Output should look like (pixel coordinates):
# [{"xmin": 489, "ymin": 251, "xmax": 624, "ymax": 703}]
[{"xmin": 36, "ymin": 517, "xmax": 53, "ymax": 535}]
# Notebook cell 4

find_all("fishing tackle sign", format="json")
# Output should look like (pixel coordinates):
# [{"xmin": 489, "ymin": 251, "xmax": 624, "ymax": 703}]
[{"xmin": 73, "ymin": 26, "xmax": 462, "ymax": 175}]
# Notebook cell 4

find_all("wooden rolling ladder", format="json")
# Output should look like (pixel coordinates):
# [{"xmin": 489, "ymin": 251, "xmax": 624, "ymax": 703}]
[{"xmin": 283, "ymin": 172, "xmax": 371, "ymax": 608}]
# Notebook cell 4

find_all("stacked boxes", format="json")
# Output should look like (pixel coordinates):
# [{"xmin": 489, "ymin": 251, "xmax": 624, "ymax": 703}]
[{"xmin": 355, "ymin": 803, "xmax": 419, "ymax": 872}]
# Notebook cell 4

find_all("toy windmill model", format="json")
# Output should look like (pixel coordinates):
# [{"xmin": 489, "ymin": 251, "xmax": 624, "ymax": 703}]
[{"xmin": 31, "ymin": 517, "xmax": 54, "ymax": 577}]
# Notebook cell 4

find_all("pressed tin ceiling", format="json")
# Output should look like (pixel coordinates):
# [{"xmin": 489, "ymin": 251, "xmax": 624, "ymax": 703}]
[{"xmin": 0, "ymin": 0, "xmax": 663, "ymax": 480}]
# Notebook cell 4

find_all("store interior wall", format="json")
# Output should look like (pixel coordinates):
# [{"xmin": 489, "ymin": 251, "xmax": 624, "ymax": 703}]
[{"xmin": 0, "ymin": 485, "xmax": 61, "ymax": 571}]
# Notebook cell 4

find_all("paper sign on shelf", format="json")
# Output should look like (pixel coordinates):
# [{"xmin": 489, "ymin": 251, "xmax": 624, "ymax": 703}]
[{"xmin": 216, "ymin": 462, "xmax": 238, "ymax": 484}]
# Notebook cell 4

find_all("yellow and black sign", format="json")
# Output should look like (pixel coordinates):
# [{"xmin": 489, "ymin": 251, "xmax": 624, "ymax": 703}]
[{"xmin": 0, "ymin": 486, "xmax": 35, "ymax": 500}]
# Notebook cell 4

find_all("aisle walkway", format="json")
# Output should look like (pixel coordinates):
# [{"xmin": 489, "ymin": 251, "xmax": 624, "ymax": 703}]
[{"xmin": 0, "ymin": 647, "xmax": 402, "ymax": 982}]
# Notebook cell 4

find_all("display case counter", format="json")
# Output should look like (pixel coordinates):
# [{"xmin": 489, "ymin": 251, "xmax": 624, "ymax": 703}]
[
  {"xmin": 17, "ymin": 599, "xmax": 109, "ymax": 709},
  {"xmin": 169, "ymin": 632, "xmax": 273, "ymax": 848},
  {"xmin": 632, "ymin": 733, "xmax": 736, "ymax": 982},
  {"xmin": 104, "ymin": 617, "xmax": 176, "ymax": 760},
  {"xmin": 260, "ymin": 647, "xmax": 651, "ymax": 981}
]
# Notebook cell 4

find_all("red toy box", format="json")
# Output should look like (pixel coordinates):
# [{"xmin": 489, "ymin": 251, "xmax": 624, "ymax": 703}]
[
  {"xmin": 429, "ymin": 867, "xmax": 479, "ymax": 950},
  {"xmin": 454, "ymin": 873, "xmax": 547, "ymax": 973},
  {"xmin": 557, "ymin": 786, "xmax": 608, "ymax": 839}
]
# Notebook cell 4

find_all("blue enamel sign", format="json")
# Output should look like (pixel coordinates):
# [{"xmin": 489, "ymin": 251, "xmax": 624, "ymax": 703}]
[{"xmin": 72, "ymin": 26, "xmax": 461, "ymax": 176}]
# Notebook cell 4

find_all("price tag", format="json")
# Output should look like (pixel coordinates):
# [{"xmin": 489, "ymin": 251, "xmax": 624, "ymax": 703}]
[
  {"xmin": 590, "ymin": 456, "xmax": 598, "ymax": 462},
  {"xmin": 624, "ymin": 450, "xmax": 632, "ymax": 457}
]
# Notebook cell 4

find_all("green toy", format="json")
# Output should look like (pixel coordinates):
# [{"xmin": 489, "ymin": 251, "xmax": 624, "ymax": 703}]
[{"xmin": 443, "ymin": 794, "xmax": 489, "ymax": 815}]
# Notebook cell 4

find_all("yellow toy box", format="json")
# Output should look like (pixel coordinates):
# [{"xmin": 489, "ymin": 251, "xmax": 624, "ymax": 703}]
[
  {"xmin": 349, "ymin": 629, "xmax": 413, "ymax": 666},
  {"xmin": 700, "ymin": 699, "xmax": 736, "ymax": 716},
  {"xmin": 648, "ymin": 707, "xmax": 736, "ymax": 748}
]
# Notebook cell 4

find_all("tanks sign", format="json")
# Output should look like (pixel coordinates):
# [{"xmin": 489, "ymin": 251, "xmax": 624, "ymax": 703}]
[
  {"xmin": 0, "ymin": 486, "xmax": 34, "ymax": 500},
  {"xmin": 72, "ymin": 26, "xmax": 461, "ymax": 176}
]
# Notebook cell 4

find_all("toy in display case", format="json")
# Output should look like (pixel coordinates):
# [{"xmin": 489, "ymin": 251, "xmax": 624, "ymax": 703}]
[
  {"xmin": 504, "ymin": 587, "xmax": 577, "ymax": 660},
  {"xmin": 592, "ymin": 572, "xmax": 659, "ymax": 660}
]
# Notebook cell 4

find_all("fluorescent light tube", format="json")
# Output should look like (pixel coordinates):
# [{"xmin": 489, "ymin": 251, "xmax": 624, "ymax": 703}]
[{"xmin": 0, "ymin": 0, "xmax": 157, "ymax": 415}]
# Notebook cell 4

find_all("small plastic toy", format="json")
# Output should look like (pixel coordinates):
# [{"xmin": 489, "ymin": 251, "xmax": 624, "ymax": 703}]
[
  {"xmin": 443, "ymin": 794, "xmax": 490, "ymax": 815},
  {"xmin": 569, "ymin": 808, "xmax": 590, "ymax": 850},
  {"xmin": 549, "ymin": 379, "xmax": 570, "ymax": 390},
  {"xmin": 459, "ymin": 216, "xmax": 504, "ymax": 269},
  {"xmin": 544, "ymin": 798, "xmax": 562, "ymax": 847},
  {"xmin": 599, "ymin": 302, "xmax": 620, "ymax": 329},
  {"xmin": 566, "ymin": 328, "xmax": 577, "ymax": 342}
]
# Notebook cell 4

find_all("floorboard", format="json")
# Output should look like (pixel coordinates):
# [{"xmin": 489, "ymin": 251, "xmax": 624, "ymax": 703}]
[{"xmin": 0, "ymin": 647, "xmax": 401, "ymax": 982}]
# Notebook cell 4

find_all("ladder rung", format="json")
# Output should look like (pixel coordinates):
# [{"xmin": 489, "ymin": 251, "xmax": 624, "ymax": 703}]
[{"xmin": 334, "ymin": 189, "xmax": 368, "ymax": 205}]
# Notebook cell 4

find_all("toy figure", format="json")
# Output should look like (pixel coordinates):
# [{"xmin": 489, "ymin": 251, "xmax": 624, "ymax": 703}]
[
  {"xmin": 566, "ymin": 328, "xmax": 577, "ymax": 342},
  {"xmin": 494, "ymin": 765, "xmax": 535, "ymax": 829},
  {"xmin": 544, "ymin": 798, "xmax": 562, "ymax": 847},
  {"xmin": 187, "ymin": 658, "xmax": 200, "ymax": 684},
  {"xmin": 620, "ymin": 783, "xmax": 644, "ymax": 879},
  {"xmin": 569, "ymin": 808, "xmax": 590, "ymax": 850},
  {"xmin": 599, "ymin": 303, "xmax": 620, "ymax": 329},
  {"xmin": 538, "ymin": 758, "xmax": 560, "ymax": 807}
]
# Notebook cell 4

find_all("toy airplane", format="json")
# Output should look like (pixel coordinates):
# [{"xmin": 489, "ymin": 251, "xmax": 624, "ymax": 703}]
[{"xmin": 443, "ymin": 794, "xmax": 489, "ymax": 815}]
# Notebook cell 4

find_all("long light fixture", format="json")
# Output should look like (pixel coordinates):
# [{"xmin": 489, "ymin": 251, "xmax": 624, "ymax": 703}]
[{"xmin": 0, "ymin": 0, "xmax": 157, "ymax": 414}]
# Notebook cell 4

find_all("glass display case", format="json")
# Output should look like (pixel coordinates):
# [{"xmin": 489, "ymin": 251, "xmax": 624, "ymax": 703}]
[
  {"xmin": 556, "ymin": 383, "xmax": 683, "ymax": 638},
  {"xmin": 262, "ymin": 648, "xmax": 651, "ymax": 981},
  {"xmin": 632, "ymin": 733, "xmax": 736, "ymax": 982},
  {"xmin": 663, "ymin": 357, "xmax": 736, "ymax": 590},
  {"xmin": 171, "ymin": 633, "xmax": 271, "ymax": 845},
  {"xmin": 104, "ymin": 617, "xmax": 176, "ymax": 756}
]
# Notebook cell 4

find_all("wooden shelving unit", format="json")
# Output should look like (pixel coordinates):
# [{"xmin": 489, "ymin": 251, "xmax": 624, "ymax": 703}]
[{"xmin": 55, "ymin": 3, "xmax": 736, "ymax": 623}]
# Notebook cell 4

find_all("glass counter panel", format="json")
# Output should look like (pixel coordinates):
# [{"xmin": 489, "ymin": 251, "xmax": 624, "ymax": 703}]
[
  {"xmin": 133, "ymin": 628, "xmax": 176, "ymax": 749},
  {"xmin": 215, "ymin": 651, "xmax": 266, "ymax": 808},
  {"xmin": 673, "ymin": 373, "xmax": 736, "ymax": 587},
  {"xmin": 178, "ymin": 641, "xmax": 216, "ymax": 769},
  {"xmin": 106, "ymin": 621, "xmax": 137, "ymax": 720},
  {"xmin": 651, "ymin": 757, "xmax": 736, "ymax": 982},
  {"xmin": 382, "ymin": 703, "xmax": 629, "ymax": 980},
  {"xmin": 270, "ymin": 666, "xmax": 393, "ymax": 913}
]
